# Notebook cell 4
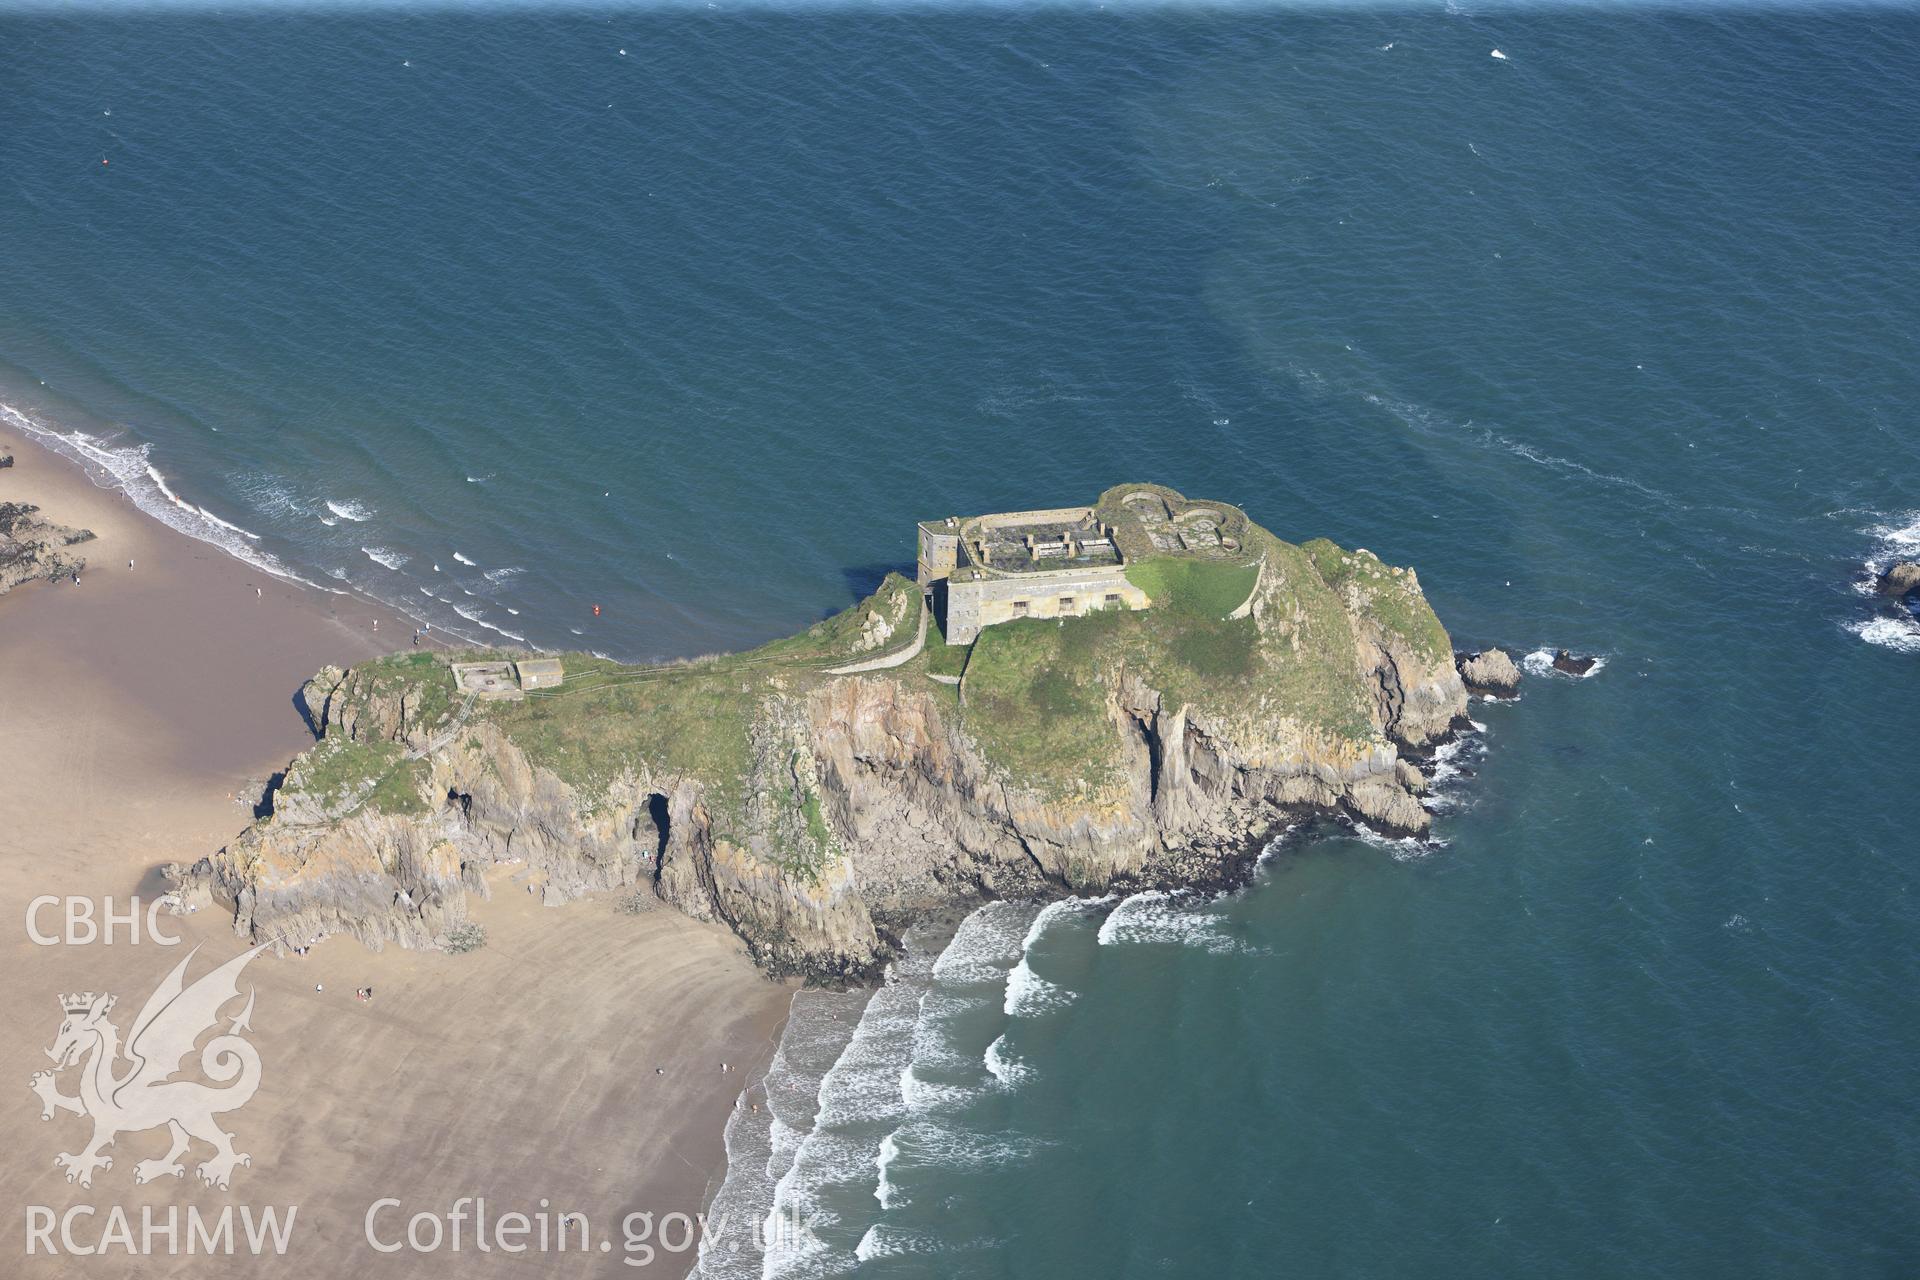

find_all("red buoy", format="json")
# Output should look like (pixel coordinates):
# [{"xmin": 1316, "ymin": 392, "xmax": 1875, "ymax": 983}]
[{"xmin": 593, "ymin": 604, "xmax": 601, "ymax": 617}]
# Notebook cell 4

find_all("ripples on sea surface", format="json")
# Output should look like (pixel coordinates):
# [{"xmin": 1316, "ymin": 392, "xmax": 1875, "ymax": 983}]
[{"xmin": 4, "ymin": 5, "xmax": 1917, "ymax": 1276}]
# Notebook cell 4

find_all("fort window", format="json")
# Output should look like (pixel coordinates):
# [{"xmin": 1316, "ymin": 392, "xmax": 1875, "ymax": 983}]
[
  {"xmin": 1104, "ymin": 593, "xmax": 1121, "ymax": 608},
  {"xmin": 1012, "ymin": 600, "xmax": 1029, "ymax": 617},
  {"xmin": 1059, "ymin": 596, "xmax": 1075, "ymax": 611}
]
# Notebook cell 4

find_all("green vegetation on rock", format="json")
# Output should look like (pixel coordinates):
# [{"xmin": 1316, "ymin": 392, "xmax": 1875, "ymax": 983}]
[
  {"xmin": 279, "ymin": 736, "xmax": 429, "ymax": 818},
  {"xmin": 1124, "ymin": 556, "xmax": 1259, "ymax": 620},
  {"xmin": 481, "ymin": 573, "xmax": 923, "ymax": 835},
  {"xmin": 279, "ymin": 491, "xmax": 1454, "ymax": 857},
  {"xmin": 1301, "ymin": 537, "xmax": 1452, "ymax": 664},
  {"xmin": 961, "ymin": 609, "xmax": 1127, "ymax": 795},
  {"xmin": 486, "ymin": 653, "xmax": 759, "ymax": 823},
  {"xmin": 922, "ymin": 612, "xmax": 971, "ymax": 678},
  {"xmin": 338, "ymin": 650, "xmax": 458, "ymax": 741}
]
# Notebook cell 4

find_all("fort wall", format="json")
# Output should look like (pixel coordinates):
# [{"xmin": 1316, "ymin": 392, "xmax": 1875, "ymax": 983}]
[{"xmin": 946, "ymin": 565, "xmax": 1146, "ymax": 644}]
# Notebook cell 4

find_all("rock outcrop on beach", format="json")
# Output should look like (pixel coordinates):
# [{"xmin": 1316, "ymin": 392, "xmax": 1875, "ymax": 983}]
[
  {"xmin": 0, "ymin": 502, "xmax": 94, "ymax": 595},
  {"xmin": 175, "ymin": 486, "xmax": 1472, "ymax": 980},
  {"xmin": 1878, "ymin": 562, "xmax": 1920, "ymax": 598},
  {"xmin": 1457, "ymin": 648, "xmax": 1522, "ymax": 696}
]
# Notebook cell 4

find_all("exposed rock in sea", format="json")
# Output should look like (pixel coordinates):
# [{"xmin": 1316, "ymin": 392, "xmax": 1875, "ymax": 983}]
[
  {"xmin": 0, "ymin": 501, "xmax": 95, "ymax": 595},
  {"xmin": 1552, "ymin": 650, "xmax": 1598, "ymax": 677},
  {"xmin": 1457, "ymin": 648, "xmax": 1522, "ymax": 696},
  {"xmin": 174, "ymin": 485, "xmax": 1475, "ymax": 981},
  {"xmin": 1878, "ymin": 561, "xmax": 1920, "ymax": 598}
]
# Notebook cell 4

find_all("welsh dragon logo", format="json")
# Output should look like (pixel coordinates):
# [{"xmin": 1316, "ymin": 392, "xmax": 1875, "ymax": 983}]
[{"xmin": 29, "ymin": 945, "xmax": 265, "ymax": 1190}]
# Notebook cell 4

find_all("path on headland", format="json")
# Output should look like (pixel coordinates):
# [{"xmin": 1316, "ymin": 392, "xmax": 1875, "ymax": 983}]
[{"xmin": 824, "ymin": 595, "xmax": 928, "ymax": 675}]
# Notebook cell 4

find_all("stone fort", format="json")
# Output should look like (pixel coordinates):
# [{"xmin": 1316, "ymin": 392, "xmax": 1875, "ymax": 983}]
[{"xmin": 918, "ymin": 487, "xmax": 1252, "ymax": 644}]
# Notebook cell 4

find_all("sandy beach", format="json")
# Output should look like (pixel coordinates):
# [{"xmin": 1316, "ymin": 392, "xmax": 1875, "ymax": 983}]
[{"xmin": 0, "ymin": 435, "xmax": 792, "ymax": 1276}]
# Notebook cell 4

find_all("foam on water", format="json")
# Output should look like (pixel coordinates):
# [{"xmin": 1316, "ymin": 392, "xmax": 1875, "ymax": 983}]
[
  {"xmin": 1522, "ymin": 647, "xmax": 1608, "ymax": 678},
  {"xmin": 1863, "ymin": 511, "xmax": 1920, "ymax": 566},
  {"xmin": 708, "ymin": 904, "xmax": 1079, "ymax": 1275},
  {"xmin": 324, "ymin": 498, "xmax": 373, "ymax": 522},
  {"xmin": 1848, "ymin": 513, "xmax": 1920, "ymax": 653},
  {"xmin": 691, "ymin": 986, "xmax": 870, "ymax": 1280},
  {"xmin": 1349, "ymin": 822, "xmax": 1449, "ymax": 861},
  {"xmin": 1, "ymin": 402, "xmax": 302, "ymax": 584},
  {"xmin": 1847, "ymin": 615, "xmax": 1920, "ymax": 653},
  {"xmin": 853, "ymin": 1225, "xmax": 923, "ymax": 1262},
  {"xmin": 450, "ymin": 602, "xmax": 528, "ymax": 644},
  {"xmin": 983, "ymin": 1034, "xmax": 1031, "ymax": 1088},
  {"xmin": 758, "ymin": 941, "xmax": 939, "ymax": 1279},
  {"xmin": 1002, "ymin": 958, "xmax": 1074, "ymax": 1018},
  {"xmin": 1096, "ymin": 890, "xmax": 1266, "ymax": 955},
  {"xmin": 929, "ymin": 900, "xmax": 1035, "ymax": 987},
  {"xmin": 360, "ymin": 546, "xmax": 409, "ymax": 571},
  {"xmin": 1422, "ymin": 729, "xmax": 1488, "ymax": 813}
]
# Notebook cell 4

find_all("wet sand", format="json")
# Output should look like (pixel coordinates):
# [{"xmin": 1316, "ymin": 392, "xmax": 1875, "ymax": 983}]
[{"xmin": 0, "ymin": 435, "xmax": 792, "ymax": 1276}]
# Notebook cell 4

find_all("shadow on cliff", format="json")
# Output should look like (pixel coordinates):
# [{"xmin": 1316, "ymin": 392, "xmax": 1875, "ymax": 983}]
[{"xmin": 836, "ymin": 563, "xmax": 912, "ymax": 612}]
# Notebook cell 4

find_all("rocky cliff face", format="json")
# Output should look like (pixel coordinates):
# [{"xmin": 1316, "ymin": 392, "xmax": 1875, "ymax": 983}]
[{"xmin": 176, "ymin": 492, "xmax": 1472, "ymax": 980}]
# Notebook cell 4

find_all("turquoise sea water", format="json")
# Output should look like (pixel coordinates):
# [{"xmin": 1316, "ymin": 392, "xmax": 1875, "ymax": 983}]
[{"xmin": 3, "ymin": 5, "xmax": 1917, "ymax": 1276}]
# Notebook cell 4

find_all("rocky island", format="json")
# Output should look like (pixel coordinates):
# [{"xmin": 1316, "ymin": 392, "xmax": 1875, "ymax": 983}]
[{"xmin": 175, "ymin": 485, "xmax": 1473, "ymax": 980}]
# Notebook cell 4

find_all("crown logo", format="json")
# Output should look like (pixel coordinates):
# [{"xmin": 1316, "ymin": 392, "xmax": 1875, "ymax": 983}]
[{"xmin": 60, "ymin": 992, "xmax": 113, "ymax": 1016}]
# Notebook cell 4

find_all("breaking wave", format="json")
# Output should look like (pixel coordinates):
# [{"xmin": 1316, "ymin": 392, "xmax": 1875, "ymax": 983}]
[
  {"xmin": 360, "ymin": 546, "xmax": 409, "ymax": 570},
  {"xmin": 1848, "ymin": 512, "xmax": 1919, "ymax": 653},
  {"xmin": 0, "ymin": 402, "xmax": 303, "ymax": 584},
  {"xmin": 1522, "ymin": 647, "xmax": 1608, "ymax": 678},
  {"xmin": 1096, "ymin": 890, "xmax": 1266, "ymax": 955},
  {"xmin": 1847, "ymin": 615, "xmax": 1920, "ymax": 654}
]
